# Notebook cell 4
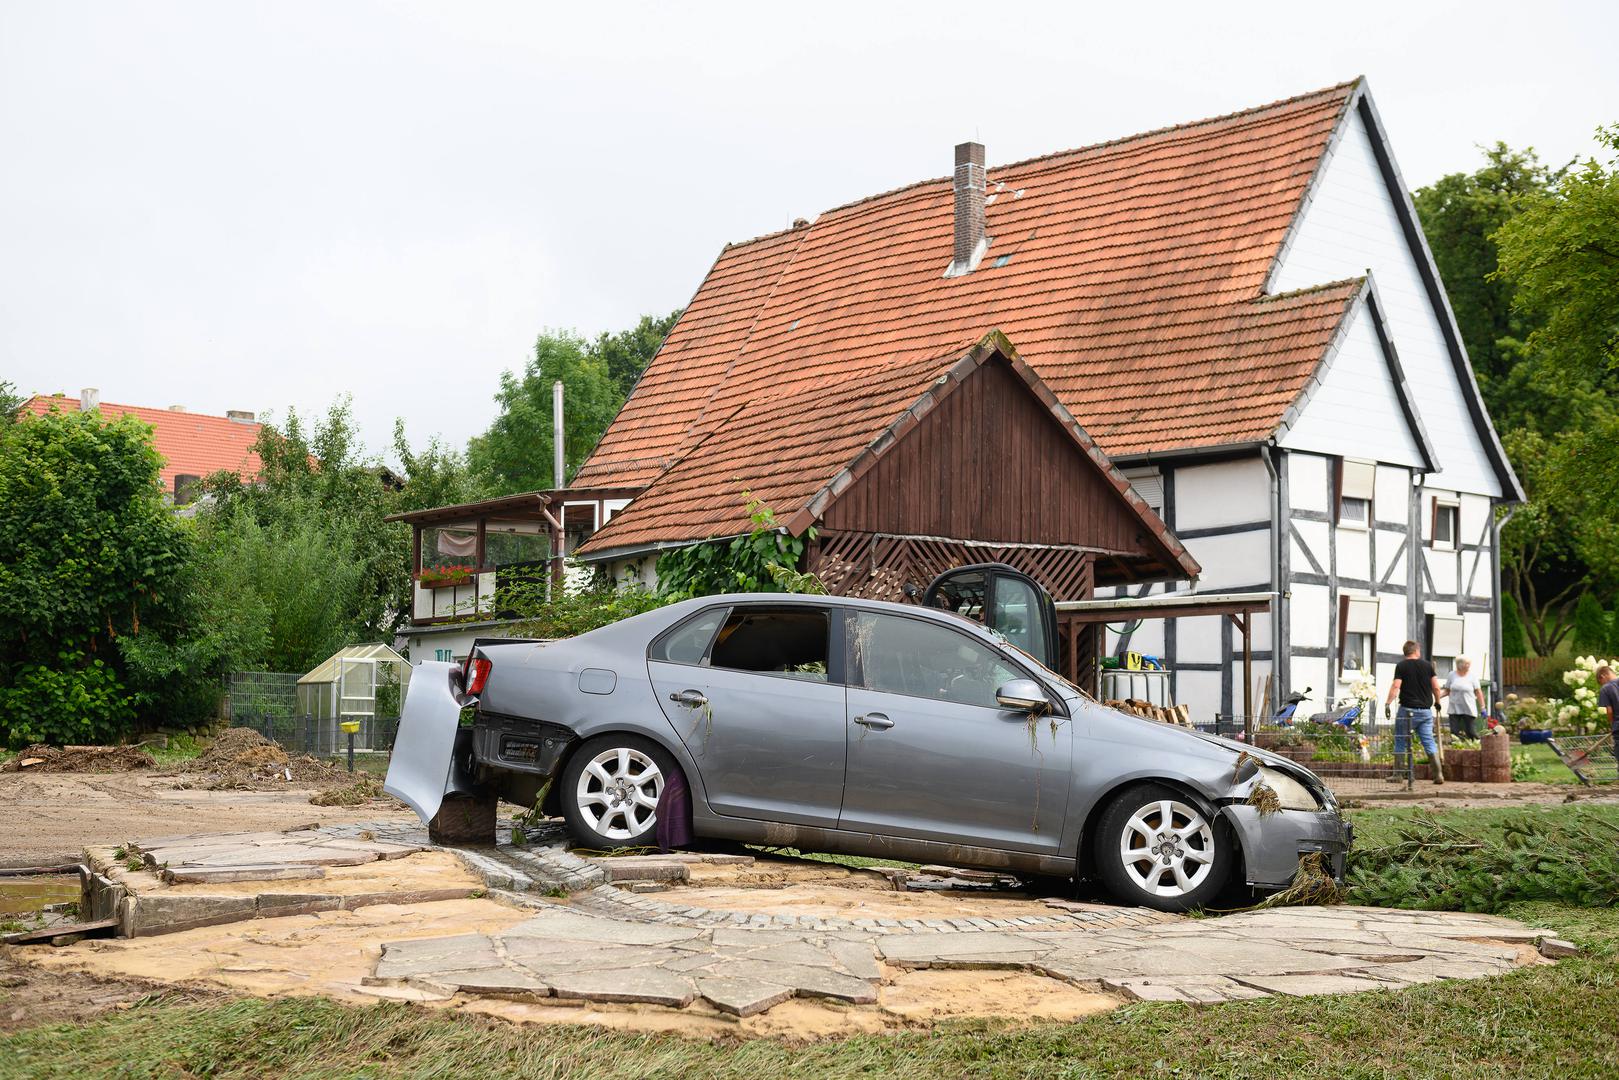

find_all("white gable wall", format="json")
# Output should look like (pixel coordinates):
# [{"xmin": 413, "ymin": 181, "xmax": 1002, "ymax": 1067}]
[
  {"xmin": 1271, "ymin": 106, "xmax": 1502, "ymax": 497},
  {"xmin": 1278, "ymin": 301, "xmax": 1426, "ymax": 467}
]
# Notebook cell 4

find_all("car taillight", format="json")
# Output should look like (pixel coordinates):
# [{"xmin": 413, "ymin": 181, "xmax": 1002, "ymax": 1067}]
[{"xmin": 464, "ymin": 657, "xmax": 492, "ymax": 695}]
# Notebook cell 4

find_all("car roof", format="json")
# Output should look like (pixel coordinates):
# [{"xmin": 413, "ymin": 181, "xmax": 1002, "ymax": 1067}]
[{"xmin": 664, "ymin": 591, "xmax": 996, "ymax": 639}]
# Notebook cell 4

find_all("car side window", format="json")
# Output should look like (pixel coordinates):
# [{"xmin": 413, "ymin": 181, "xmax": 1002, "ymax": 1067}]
[
  {"xmin": 649, "ymin": 608, "xmax": 728, "ymax": 665},
  {"xmin": 708, "ymin": 607, "xmax": 831, "ymax": 682},
  {"xmin": 852, "ymin": 611, "xmax": 1026, "ymax": 709}
]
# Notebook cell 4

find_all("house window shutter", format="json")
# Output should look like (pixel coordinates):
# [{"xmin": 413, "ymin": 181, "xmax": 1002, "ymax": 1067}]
[
  {"xmin": 1345, "ymin": 596, "xmax": 1381, "ymax": 634},
  {"xmin": 1334, "ymin": 459, "xmax": 1375, "ymax": 524},
  {"xmin": 1430, "ymin": 497, "xmax": 1438, "ymax": 543},
  {"xmin": 1427, "ymin": 614, "xmax": 1465, "ymax": 658},
  {"xmin": 1337, "ymin": 594, "xmax": 1348, "ymax": 658},
  {"xmin": 1122, "ymin": 467, "xmax": 1164, "ymax": 517}
]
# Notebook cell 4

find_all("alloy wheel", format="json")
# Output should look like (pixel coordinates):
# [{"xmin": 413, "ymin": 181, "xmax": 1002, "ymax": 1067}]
[
  {"xmin": 1118, "ymin": 798, "xmax": 1215, "ymax": 897},
  {"xmin": 574, "ymin": 746, "xmax": 663, "ymax": 841}
]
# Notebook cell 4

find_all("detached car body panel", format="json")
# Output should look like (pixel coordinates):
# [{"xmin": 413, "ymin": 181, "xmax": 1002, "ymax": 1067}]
[{"xmin": 387, "ymin": 593, "xmax": 1350, "ymax": 905}]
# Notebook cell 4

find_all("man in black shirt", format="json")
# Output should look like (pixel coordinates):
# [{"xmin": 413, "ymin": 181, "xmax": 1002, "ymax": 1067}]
[{"xmin": 1385, "ymin": 640, "xmax": 1444, "ymax": 783}]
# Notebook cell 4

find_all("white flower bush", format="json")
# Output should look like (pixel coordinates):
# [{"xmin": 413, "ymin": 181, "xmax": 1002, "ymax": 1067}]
[{"xmin": 1557, "ymin": 656, "xmax": 1611, "ymax": 732}]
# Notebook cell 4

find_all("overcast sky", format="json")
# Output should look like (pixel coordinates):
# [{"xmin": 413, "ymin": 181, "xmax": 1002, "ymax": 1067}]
[{"xmin": 3, "ymin": 1, "xmax": 1613, "ymax": 461}]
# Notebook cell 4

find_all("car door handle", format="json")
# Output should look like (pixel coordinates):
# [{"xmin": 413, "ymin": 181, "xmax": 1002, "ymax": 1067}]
[
  {"xmin": 853, "ymin": 713, "xmax": 894, "ymax": 730},
  {"xmin": 669, "ymin": 689, "xmax": 708, "ymax": 708}
]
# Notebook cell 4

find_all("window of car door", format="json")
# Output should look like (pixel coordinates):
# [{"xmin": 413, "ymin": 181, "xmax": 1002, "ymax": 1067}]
[
  {"xmin": 701, "ymin": 606, "xmax": 839, "ymax": 683},
  {"xmin": 851, "ymin": 611, "xmax": 1030, "ymax": 709}
]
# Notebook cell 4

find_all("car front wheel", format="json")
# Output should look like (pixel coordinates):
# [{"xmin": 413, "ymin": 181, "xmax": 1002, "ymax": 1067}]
[
  {"xmin": 1096, "ymin": 783, "xmax": 1232, "ymax": 912},
  {"xmin": 560, "ymin": 734, "xmax": 672, "ymax": 850}
]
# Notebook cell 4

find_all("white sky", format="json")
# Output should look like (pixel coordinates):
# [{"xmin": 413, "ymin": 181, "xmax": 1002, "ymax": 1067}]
[{"xmin": 3, "ymin": 1, "xmax": 1614, "ymax": 460}]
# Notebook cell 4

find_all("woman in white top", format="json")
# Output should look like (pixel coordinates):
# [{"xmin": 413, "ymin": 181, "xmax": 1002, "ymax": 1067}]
[{"xmin": 1440, "ymin": 657, "xmax": 1486, "ymax": 739}]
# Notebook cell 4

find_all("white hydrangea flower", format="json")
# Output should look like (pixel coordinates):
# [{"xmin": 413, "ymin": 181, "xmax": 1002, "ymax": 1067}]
[{"xmin": 1559, "ymin": 705, "xmax": 1581, "ymax": 722}]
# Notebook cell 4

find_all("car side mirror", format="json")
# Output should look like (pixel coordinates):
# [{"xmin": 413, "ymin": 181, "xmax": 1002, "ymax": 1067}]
[{"xmin": 996, "ymin": 679, "xmax": 1048, "ymax": 711}]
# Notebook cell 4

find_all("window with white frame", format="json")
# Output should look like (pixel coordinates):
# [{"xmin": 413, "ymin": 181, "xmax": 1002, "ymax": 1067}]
[
  {"xmin": 1339, "ymin": 595, "xmax": 1381, "ymax": 674},
  {"xmin": 1431, "ymin": 499, "xmax": 1459, "ymax": 550},
  {"xmin": 1335, "ymin": 459, "xmax": 1375, "ymax": 529}
]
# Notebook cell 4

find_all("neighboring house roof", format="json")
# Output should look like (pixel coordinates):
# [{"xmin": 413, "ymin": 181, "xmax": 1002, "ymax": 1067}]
[
  {"xmin": 19, "ymin": 395, "xmax": 262, "ymax": 489},
  {"xmin": 578, "ymin": 331, "xmax": 1200, "ymax": 585},
  {"xmin": 576, "ymin": 80, "xmax": 1363, "ymax": 497}
]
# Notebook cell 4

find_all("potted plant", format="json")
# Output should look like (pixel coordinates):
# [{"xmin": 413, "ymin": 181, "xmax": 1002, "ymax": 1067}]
[{"xmin": 419, "ymin": 563, "xmax": 476, "ymax": 588}]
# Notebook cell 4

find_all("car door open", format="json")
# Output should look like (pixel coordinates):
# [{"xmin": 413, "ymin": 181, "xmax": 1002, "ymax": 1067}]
[
  {"xmin": 648, "ymin": 603, "xmax": 848, "ymax": 828},
  {"xmin": 838, "ymin": 610, "xmax": 1071, "ymax": 853}
]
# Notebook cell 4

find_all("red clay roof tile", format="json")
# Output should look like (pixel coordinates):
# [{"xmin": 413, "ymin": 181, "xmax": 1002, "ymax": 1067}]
[{"xmin": 575, "ymin": 81, "xmax": 1362, "ymax": 549}]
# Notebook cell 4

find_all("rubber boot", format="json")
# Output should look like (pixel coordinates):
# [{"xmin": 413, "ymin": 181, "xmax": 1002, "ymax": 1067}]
[{"xmin": 1431, "ymin": 754, "xmax": 1445, "ymax": 785}]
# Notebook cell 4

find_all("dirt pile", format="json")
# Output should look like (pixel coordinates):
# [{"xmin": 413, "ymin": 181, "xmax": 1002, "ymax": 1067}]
[
  {"xmin": 2, "ymin": 744, "xmax": 155, "ymax": 773},
  {"xmin": 178, "ymin": 728, "xmax": 347, "ymax": 790},
  {"xmin": 310, "ymin": 774, "xmax": 386, "ymax": 806}
]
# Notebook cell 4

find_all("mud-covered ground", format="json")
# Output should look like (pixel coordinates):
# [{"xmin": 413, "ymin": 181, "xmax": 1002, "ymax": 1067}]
[{"xmin": 0, "ymin": 770, "xmax": 415, "ymax": 866}]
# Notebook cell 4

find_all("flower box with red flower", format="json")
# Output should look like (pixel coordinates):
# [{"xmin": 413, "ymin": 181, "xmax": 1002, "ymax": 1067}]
[{"xmin": 419, "ymin": 564, "xmax": 475, "ymax": 589}]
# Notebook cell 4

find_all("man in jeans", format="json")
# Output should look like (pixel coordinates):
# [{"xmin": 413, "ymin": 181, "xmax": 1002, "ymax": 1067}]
[{"xmin": 1385, "ymin": 640, "xmax": 1445, "ymax": 784}]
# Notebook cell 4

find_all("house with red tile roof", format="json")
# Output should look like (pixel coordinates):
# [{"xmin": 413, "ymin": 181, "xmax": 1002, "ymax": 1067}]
[
  {"xmin": 18, "ymin": 388, "xmax": 262, "ymax": 501},
  {"xmin": 560, "ymin": 77, "xmax": 1518, "ymax": 721}
]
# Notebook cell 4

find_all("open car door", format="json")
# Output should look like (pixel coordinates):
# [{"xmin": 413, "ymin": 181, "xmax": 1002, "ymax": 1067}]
[{"xmin": 922, "ymin": 563, "xmax": 1058, "ymax": 671}]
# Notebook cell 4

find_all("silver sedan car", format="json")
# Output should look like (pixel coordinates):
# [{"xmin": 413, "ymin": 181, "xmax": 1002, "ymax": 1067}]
[{"xmin": 388, "ymin": 593, "xmax": 1350, "ymax": 912}]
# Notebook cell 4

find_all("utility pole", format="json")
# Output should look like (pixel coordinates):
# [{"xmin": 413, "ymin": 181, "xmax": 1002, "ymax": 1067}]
[{"xmin": 552, "ymin": 379, "xmax": 565, "ymax": 490}]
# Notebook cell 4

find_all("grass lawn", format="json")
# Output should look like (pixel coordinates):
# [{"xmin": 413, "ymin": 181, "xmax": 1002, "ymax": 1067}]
[{"xmin": 3, "ymin": 805, "xmax": 1616, "ymax": 1079}]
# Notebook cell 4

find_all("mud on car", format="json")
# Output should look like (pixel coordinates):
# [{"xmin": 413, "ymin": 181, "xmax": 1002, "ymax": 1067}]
[{"xmin": 387, "ymin": 592, "xmax": 1350, "ymax": 912}]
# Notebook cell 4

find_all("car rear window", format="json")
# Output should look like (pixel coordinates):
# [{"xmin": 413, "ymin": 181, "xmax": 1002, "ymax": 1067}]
[{"xmin": 709, "ymin": 608, "xmax": 830, "ymax": 681}]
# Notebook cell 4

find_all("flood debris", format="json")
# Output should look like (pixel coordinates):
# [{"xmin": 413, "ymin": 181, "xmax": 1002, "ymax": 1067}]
[{"xmin": 2, "ymin": 744, "xmax": 155, "ymax": 773}]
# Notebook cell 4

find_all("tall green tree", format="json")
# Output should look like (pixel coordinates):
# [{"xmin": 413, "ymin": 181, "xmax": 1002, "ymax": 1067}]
[
  {"xmin": 1494, "ymin": 126, "xmax": 1619, "ymax": 377},
  {"xmin": 468, "ymin": 331, "xmax": 627, "ymax": 495}
]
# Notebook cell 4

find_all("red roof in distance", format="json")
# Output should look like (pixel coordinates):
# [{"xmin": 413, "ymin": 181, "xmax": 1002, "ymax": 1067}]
[{"xmin": 19, "ymin": 394, "xmax": 263, "ymax": 490}]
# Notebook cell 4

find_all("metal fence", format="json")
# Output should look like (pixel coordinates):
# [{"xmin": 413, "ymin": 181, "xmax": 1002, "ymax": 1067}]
[
  {"xmin": 226, "ymin": 671, "xmax": 300, "ymax": 724},
  {"xmin": 230, "ymin": 714, "xmax": 400, "ymax": 758}
]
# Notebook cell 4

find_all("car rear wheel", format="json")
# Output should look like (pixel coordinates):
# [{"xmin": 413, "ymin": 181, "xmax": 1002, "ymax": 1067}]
[
  {"xmin": 560, "ymin": 734, "xmax": 672, "ymax": 850},
  {"xmin": 1096, "ymin": 783, "xmax": 1231, "ymax": 912}
]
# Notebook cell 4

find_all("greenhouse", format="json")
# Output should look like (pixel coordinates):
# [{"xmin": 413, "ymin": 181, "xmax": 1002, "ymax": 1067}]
[{"xmin": 295, "ymin": 643, "xmax": 410, "ymax": 752}]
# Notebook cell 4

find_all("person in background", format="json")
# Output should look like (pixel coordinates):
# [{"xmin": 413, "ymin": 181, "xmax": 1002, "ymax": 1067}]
[
  {"xmin": 1598, "ymin": 665, "xmax": 1618, "ymax": 761},
  {"xmin": 1440, "ymin": 656, "xmax": 1486, "ymax": 740},
  {"xmin": 1386, "ymin": 640, "xmax": 1445, "ymax": 783}
]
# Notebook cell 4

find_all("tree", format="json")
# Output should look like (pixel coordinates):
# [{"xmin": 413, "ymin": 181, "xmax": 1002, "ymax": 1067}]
[
  {"xmin": 392, "ymin": 419, "xmax": 480, "ymax": 512},
  {"xmin": 1501, "ymin": 592, "xmax": 1528, "ymax": 659},
  {"xmin": 203, "ymin": 400, "xmax": 407, "ymax": 658},
  {"xmin": 592, "ymin": 309, "xmax": 682, "ymax": 395},
  {"xmin": 0, "ymin": 408, "xmax": 194, "ymax": 746},
  {"xmin": 468, "ymin": 331, "xmax": 625, "ymax": 495},
  {"xmin": 1494, "ymin": 126, "xmax": 1619, "ymax": 377},
  {"xmin": 1572, "ymin": 593, "xmax": 1613, "ymax": 653}
]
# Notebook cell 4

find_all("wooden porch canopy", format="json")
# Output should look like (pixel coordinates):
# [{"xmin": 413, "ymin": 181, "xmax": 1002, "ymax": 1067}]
[
  {"xmin": 1056, "ymin": 592, "xmax": 1278, "ymax": 739},
  {"xmin": 385, "ymin": 487, "xmax": 641, "ymax": 588}
]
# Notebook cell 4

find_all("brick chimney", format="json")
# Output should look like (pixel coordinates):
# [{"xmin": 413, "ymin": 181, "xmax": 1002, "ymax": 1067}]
[
  {"xmin": 945, "ymin": 141, "xmax": 987, "ymax": 278},
  {"xmin": 79, "ymin": 387, "xmax": 99, "ymax": 411},
  {"xmin": 226, "ymin": 410, "xmax": 255, "ymax": 423}
]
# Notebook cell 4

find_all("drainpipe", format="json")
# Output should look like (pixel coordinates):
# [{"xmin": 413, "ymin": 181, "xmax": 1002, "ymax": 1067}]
[
  {"xmin": 1261, "ymin": 442, "xmax": 1283, "ymax": 706},
  {"xmin": 1492, "ymin": 504, "xmax": 1518, "ymax": 718}
]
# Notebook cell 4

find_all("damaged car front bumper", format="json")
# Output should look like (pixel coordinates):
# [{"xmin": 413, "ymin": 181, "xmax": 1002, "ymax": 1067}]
[{"xmin": 1221, "ymin": 805, "xmax": 1353, "ymax": 888}]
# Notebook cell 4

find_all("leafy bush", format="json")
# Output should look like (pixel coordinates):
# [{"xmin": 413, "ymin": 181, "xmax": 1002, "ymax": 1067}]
[
  {"xmin": 654, "ymin": 496, "xmax": 817, "ymax": 600},
  {"xmin": 0, "ymin": 654, "xmax": 136, "ymax": 747},
  {"xmin": 1345, "ymin": 810, "xmax": 1619, "ymax": 912},
  {"xmin": 495, "ymin": 579, "xmax": 669, "ymax": 639}
]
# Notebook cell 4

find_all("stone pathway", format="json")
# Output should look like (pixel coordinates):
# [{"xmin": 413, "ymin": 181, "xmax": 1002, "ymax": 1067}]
[{"xmin": 371, "ymin": 897, "xmax": 1557, "ymax": 1013}]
